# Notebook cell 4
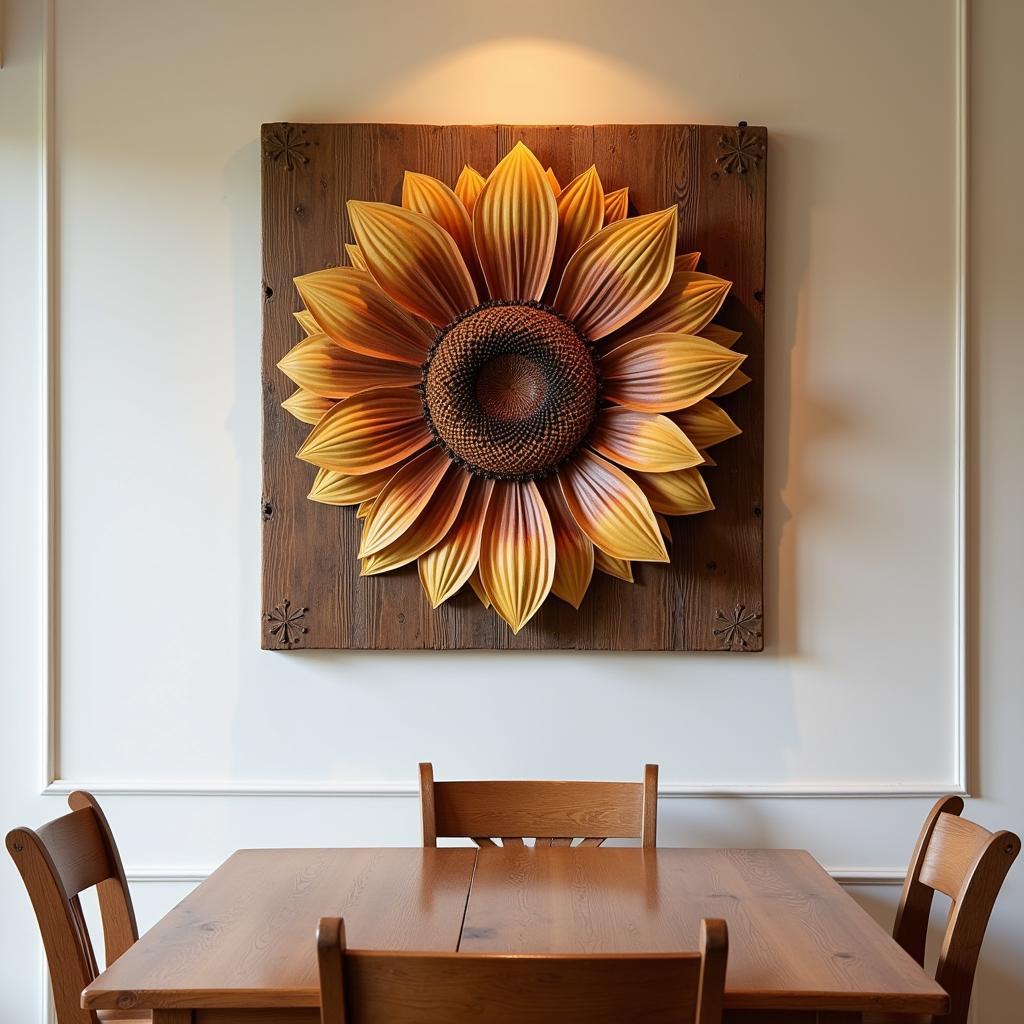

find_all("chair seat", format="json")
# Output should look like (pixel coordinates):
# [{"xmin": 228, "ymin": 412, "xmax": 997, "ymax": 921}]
[{"xmin": 97, "ymin": 1010, "xmax": 151, "ymax": 1023}]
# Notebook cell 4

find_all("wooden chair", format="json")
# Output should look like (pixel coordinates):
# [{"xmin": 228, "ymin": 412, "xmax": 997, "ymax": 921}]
[
  {"xmin": 418, "ymin": 762, "xmax": 659, "ymax": 848},
  {"xmin": 317, "ymin": 914, "xmax": 727, "ymax": 1024},
  {"xmin": 6, "ymin": 791, "xmax": 143, "ymax": 1024},
  {"xmin": 876, "ymin": 795, "xmax": 1020, "ymax": 1024}
]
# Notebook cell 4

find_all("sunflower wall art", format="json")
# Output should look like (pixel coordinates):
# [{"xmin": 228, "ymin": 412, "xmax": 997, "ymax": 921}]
[{"xmin": 261, "ymin": 124, "xmax": 765, "ymax": 651}]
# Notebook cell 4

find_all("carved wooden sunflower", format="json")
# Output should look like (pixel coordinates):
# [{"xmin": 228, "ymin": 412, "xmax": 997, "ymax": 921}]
[{"xmin": 279, "ymin": 142, "xmax": 749, "ymax": 633}]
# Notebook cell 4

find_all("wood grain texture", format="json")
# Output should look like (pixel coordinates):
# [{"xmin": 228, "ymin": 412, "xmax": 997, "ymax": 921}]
[
  {"xmin": 82, "ymin": 849, "xmax": 477, "ymax": 1011},
  {"xmin": 459, "ymin": 848, "xmax": 947, "ymax": 1016},
  {"xmin": 261, "ymin": 123, "xmax": 765, "ymax": 650}
]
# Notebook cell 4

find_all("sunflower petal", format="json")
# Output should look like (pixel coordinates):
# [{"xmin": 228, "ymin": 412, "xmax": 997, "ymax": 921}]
[
  {"xmin": 474, "ymin": 141, "xmax": 557, "ymax": 302},
  {"xmin": 455, "ymin": 165, "xmax": 486, "ymax": 215},
  {"xmin": 554, "ymin": 208, "xmax": 677, "ymax": 340},
  {"xmin": 589, "ymin": 406, "xmax": 702, "ymax": 472},
  {"xmin": 294, "ymin": 267, "xmax": 432, "ymax": 365},
  {"xmin": 670, "ymin": 399, "xmax": 741, "ymax": 449},
  {"xmin": 296, "ymin": 387, "xmax": 431, "ymax": 474},
  {"xmin": 418, "ymin": 476, "xmax": 494, "ymax": 607},
  {"xmin": 545, "ymin": 167, "xmax": 561, "ymax": 195},
  {"xmin": 614, "ymin": 270, "xmax": 731, "ymax": 343},
  {"xmin": 559, "ymin": 450, "xmax": 668, "ymax": 562},
  {"xmin": 538, "ymin": 477, "xmax": 594, "ymax": 609},
  {"xmin": 361, "ymin": 465, "xmax": 472, "ymax": 575},
  {"xmin": 479, "ymin": 479, "xmax": 555, "ymax": 633},
  {"xmin": 546, "ymin": 166, "xmax": 604, "ymax": 299},
  {"xmin": 282, "ymin": 388, "xmax": 336, "ymax": 425},
  {"xmin": 294, "ymin": 309, "xmax": 320, "ymax": 336},
  {"xmin": 712, "ymin": 367, "xmax": 752, "ymax": 397},
  {"xmin": 468, "ymin": 568, "xmax": 491, "ymax": 607},
  {"xmin": 594, "ymin": 549, "xmax": 633, "ymax": 582},
  {"xmin": 633, "ymin": 467, "xmax": 715, "ymax": 515},
  {"xmin": 279, "ymin": 333, "xmax": 421, "ymax": 399},
  {"xmin": 601, "ymin": 333, "xmax": 745, "ymax": 412},
  {"xmin": 698, "ymin": 323, "xmax": 741, "ymax": 348},
  {"xmin": 345, "ymin": 243, "xmax": 368, "ymax": 271},
  {"xmin": 699, "ymin": 450, "xmax": 717, "ymax": 467},
  {"xmin": 308, "ymin": 464, "xmax": 402, "ymax": 506},
  {"xmin": 357, "ymin": 499, "xmax": 375, "ymax": 518},
  {"xmin": 656, "ymin": 514, "xmax": 673, "ymax": 543},
  {"xmin": 677, "ymin": 252, "xmax": 701, "ymax": 273},
  {"xmin": 348, "ymin": 200, "xmax": 478, "ymax": 326},
  {"xmin": 403, "ymin": 171, "xmax": 481, "ymax": 286},
  {"xmin": 604, "ymin": 187, "xmax": 629, "ymax": 223}
]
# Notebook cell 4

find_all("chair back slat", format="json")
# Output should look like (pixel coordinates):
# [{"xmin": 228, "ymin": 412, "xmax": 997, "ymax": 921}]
[
  {"xmin": 35, "ymin": 809, "xmax": 115, "ymax": 896},
  {"xmin": 420, "ymin": 763, "xmax": 658, "ymax": 848},
  {"xmin": 318, "ymin": 915, "xmax": 727, "ymax": 1024},
  {"xmin": 918, "ymin": 812, "xmax": 993, "ymax": 898}
]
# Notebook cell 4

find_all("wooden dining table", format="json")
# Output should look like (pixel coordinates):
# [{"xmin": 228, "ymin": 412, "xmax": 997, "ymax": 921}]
[{"xmin": 82, "ymin": 846, "xmax": 947, "ymax": 1023}]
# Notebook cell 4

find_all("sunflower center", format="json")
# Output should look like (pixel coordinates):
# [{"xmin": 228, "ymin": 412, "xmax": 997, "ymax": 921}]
[{"xmin": 421, "ymin": 300, "xmax": 600, "ymax": 480}]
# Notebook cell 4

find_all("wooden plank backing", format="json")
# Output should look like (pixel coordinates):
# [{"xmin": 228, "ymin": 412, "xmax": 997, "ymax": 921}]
[{"xmin": 261, "ymin": 123, "xmax": 765, "ymax": 650}]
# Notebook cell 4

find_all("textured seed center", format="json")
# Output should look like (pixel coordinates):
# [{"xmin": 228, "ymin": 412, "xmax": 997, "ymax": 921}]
[{"xmin": 421, "ymin": 301, "xmax": 600, "ymax": 480}]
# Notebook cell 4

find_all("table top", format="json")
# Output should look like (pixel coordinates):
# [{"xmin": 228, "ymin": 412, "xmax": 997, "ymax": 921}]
[{"xmin": 83, "ymin": 846, "xmax": 948, "ymax": 1016}]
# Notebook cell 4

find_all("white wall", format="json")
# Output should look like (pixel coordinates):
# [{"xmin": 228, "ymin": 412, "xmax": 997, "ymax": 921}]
[{"xmin": 1, "ymin": 0, "xmax": 1020, "ymax": 1021}]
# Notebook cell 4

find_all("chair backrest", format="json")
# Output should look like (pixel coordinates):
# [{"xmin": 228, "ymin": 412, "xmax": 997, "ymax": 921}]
[
  {"xmin": 893, "ymin": 795, "xmax": 1019, "ymax": 1024},
  {"xmin": 317, "ymin": 915, "xmax": 726, "ymax": 1024},
  {"xmin": 6, "ymin": 791, "xmax": 138, "ymax": 1024},
  {"xmin": 419, "ymin": 762, "xmax": 659, "ymax": 848}
]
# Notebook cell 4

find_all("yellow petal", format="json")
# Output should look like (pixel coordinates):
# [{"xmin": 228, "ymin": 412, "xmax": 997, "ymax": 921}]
[
  {"xmin": 670, "ymin": 399, "xmax": 741, "ymax": 449},
  {"xmin": 278, "ymin": 333, "xmax": 420, "ymax": 399},
  {"xmin": 455, "ymin": 165, "xmax": 486, "ymax": 215},
  {"xmin": 418, "ymin": 476, "xmax": 494, "ymax": 607},
  {"xmin": 545, "ymin": 167, "xmax": 561, "ymax": 195},
  {"xmin": 308, "ymin": 464, "xmax": 401, "ymax": 506},
  {"xmin": 357, "ymin": 499, "xmax": 375, "ymax": 518},
  {"xmin": 361, "ymin": 465, "xmax": 472, "ymax": 575},
  {"xmin": 601, "ymin": 333, "xmax": 745, "ymax": 412},
  {"xmin": 546, "ymin": 166, "xmax": 605, "ymax": 301},
  {"xmin": 294, "ymin": 309, "xmax": 320, "ymax": 336},
  {"xmin": 294, "ymin": 267, "xmax": 432, "ymax": 366},
  {"xmin": 614, "ymin": 270, "xmax": 731, "ymax": 342},
  {"xmin": 474, "ymin": 141, "xmax": 557, "ymax": 301},
  {"xmin": 603, "ymin": 187, "xmax": 629, "ymax": 224},
  {"xmin": 699, "ymin": 323, "xmax": 742, "ymax": 348},
  {"xmin": 282, "ymin": 388, "xmax": 336, "ymax": 425},
  {"xmin": 676, "ymin": 252, "xmax": 701, "ymax": 272},
  {"xmin": 345, "ymin": 243, "xmax": 368, "ymax": 271},
  {"xmin": 554, "ymin": 208, "xmax": 677, "ymax": 341},
  {"xmin": 656, "ymin": 514, "xmax": 673, "ymax": 543},
  {"xmin": 558, "ymin": 450, "xmax": 668, "ymax": 562},
  {"xmin": 538, "ymin": 476, "xmax": 594, "ymax": 609},
  {"xmin": 296, "ymin": 387, "xmax": 431, "ymax": 474},
  {"xmin": 479, "ymin": 479, "xmax": 555, "ymax": 633},
  {"xmin": 594, "ymin": 549, "xmax": 633, "ymax": 582},
  {"xmin": 589, "ymin": 406, "xmax": 702, "ymax": 472},
  {"xmin": 712, "ymin": 367, "xmax": 752, "ymax": 397},
  {"xmin": 403, "ymin": 171, "xmax": 482, "ymax": 288},
  {"xmin": 468, "ymin": 568, "xmax": 491, "ymax": 607},
  {"xmin": 348, "ymin": 200, "xmax": 478, "ymax": 326},
  {"xmin": 633, "ymin": 467, "xmax": 715, "ymax": 515}
]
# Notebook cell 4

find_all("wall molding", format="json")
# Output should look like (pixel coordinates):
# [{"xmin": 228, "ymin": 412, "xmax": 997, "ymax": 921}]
[{"xmin": 37, "ymin": 0, "xmax": 971, "ymax": 801}]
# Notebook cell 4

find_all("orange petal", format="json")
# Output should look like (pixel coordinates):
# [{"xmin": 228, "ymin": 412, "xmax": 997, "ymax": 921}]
[
  {"xmin": 278, "ymin": 333, "xmax": 420, "ymax": 399},
  {"xmin": 594, "ymin": 549, "xmax": 633, "ymax": 582},
  {"xmin": 558, "ymin": 450, "xmax": 667, "ymax": 562},
  {"xmin": 402, "ymin": 171, "xmax": 482, "ymax": 288},
  {"xmin": 712, "ymin": 367, "xmax": 752, "ymax": 397},
  {"xmin": 589, "ymin": 406, "xmax": 702, "ymax": 472},
  {"xmin": 614, "ymin": 270, "xmax": 731, "ymax": 342},
  {"xmin": 656, "ymin": 514, "xmax": 673, "ymax": 544},
  {"xmin": 294, "ymin": 267, "xmax": 432, "ymax": 365},
  {"xmin": 633, "ymin": 467, "xmax": 714, "ymax": 515},
  {"xmin": 294, "ymin": 309, "xmax": 320, "ymax": 336},
  {"xmin": 361, "ymin": 465, "xmax": 472, "ymax": 575},
  {"xmin": 699, "ymin": 450, "xmax": 717, "ymax": 467},
  {"xmin": 455, "ymin": 165, "xmax": 486, "ymax": 215},
  {"xmin": 554, "ymin": 208, "xmax": 677, "ymax": 340},
  {"xmin": 308, "ymin": 464, "xmax": 401, "ymax": 506},
  {"xmin": 479, "ymin": 479, "xmax": 555, "ymax": 633},
  {"xmin": 418, "ymin": 476, "xmax": 494, "ymax": 606},
  {"xmin": 603, "ymin": 187, "xmax": 629, "ymax": 224},
  {"xmin": 601, "ymin": 333, "xmax": 745, "ymax": 412},
  {"xmin": 545, "ymin": 167, "xmax": 561, "ymax": 195},
  {"xmin": 670, "ymin": 399, "xmax": 741, "ymax": 449},
  {"xmin": 348, "ymin": 200, "xmax": 478, "ymax": 326},
  {"xmin": 473, "ymin": 141, "xmax": 557, "ymax": 301},
  {"xmin": 468, "ymin": 568, "xmax": 491, "ymax": 607},
  {"xmin": 356, "ymin": 498, "xmax": 375, "ymax": 519},
  {"xmin": 676, "ymin": 252, "xmax": 701, "ymax": 272},
  {"xmin": 345, "ymin": 243, "xmax": 368, "ymax": 271},
  {"xmin": 296, "ymin": 387, "xmax": 431, "ymax": 474},
  {"xmin": 699, "ymin": 323, "xmax": 742, "ymax": 348},
  {"xmin": 538, "ymin": 477, "xmax": 594, "ymax": 609},
  {"xmin": 282, "ymin": 388, "xmax": 336, "ymax": 425},
  {"xmin": 545, "ymin": 166, "xmax": 605, "ymax": 301}
]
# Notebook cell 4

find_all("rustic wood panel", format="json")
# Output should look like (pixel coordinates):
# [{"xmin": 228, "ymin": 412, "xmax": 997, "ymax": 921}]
[{"xmin": 261, "ymin": 123, "xmax": 765, "ymax": 650}]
